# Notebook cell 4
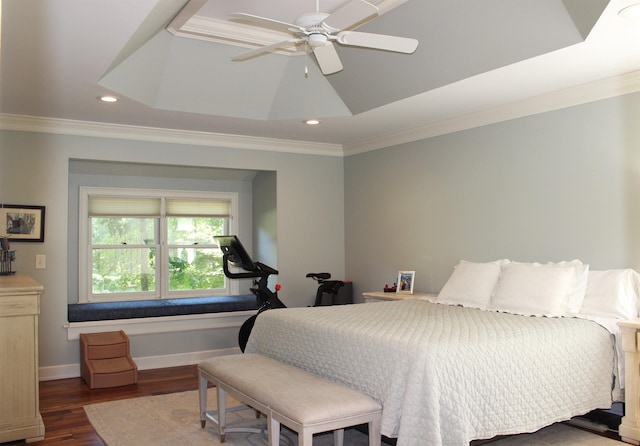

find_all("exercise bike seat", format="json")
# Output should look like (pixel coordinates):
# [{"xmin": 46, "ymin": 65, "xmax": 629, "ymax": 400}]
[{"xmin": 306, "ymin": 272, "xmax": 331, "ymax": 281}]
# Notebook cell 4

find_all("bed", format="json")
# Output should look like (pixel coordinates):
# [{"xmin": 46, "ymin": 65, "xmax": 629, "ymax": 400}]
[{"xmin": 245, "ymin": 260, "xmax": 640, "ymax": 446}]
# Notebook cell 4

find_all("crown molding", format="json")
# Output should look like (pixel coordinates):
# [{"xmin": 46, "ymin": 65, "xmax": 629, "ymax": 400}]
[
  {"xmin": 343, "ymin": 70, "xmax": 640, "ymax": 156},
  {"xmin": 168, "ymin": 15, "xmax": 301, "ymax": 55},
  {"xmin": 4, "ymin": 70, "xmax": 640, "ymax": 159},
  {"xmin": 0, "ymin": 114, "xmax": 344, "ymax": 157}
]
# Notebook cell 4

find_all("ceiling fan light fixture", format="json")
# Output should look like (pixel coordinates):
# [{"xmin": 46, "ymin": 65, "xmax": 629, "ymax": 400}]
[
  {"xmin": 308, "ymin": 33, "xmax": 328, "ymax": 47},
  {"xmin": 619, "ymin": 3, "xmax": 640, "ymax": 18}
]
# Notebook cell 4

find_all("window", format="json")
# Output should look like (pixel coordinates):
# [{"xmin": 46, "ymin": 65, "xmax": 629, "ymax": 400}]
[{"xmin": 79, "ymin": 187, "xmax": 238, "ymax": 302}]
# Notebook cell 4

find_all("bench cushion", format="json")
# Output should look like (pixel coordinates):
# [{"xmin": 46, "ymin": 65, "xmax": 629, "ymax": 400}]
[{"xmin": 199, "ymin": 353, "xmax": 381, "ymax": 426}]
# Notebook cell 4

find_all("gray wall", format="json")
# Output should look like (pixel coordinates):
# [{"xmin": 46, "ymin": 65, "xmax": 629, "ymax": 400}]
[
  {"xmin": 3, "ymin": 89, "xmax": 639, "ymax": 373},
  {"xmin": 253, "ymin": 170, "xmax": 278, "ymax": 289},
  {"xmin": 344, "ymin": 91, "xmax": 640, "ymax": 300},
  {"xmin": 0, "ymin": 131, "xmax": 345, "ymax": 371}
]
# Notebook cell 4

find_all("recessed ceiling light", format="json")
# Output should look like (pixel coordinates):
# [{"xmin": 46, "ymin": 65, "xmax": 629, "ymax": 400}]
[
  {"xmin": 304, "ymin": 119, "xmax": 321, "ymax": 125},
  {"xmin": 99, "ymin": 95, "xmax": 119, "ymax": 103},
  {"xmin": 619, "ymin": 3, "xmax": 640, "ymax": 18}
]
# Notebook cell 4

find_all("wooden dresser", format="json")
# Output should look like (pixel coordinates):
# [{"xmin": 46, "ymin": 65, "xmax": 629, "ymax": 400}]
[{"xmin": 0, "ymin": 274, "xmax": 45, "ymax": 443}]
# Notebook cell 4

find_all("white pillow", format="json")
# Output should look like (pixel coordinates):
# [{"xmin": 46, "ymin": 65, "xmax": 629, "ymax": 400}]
[
  {"xmin": 490, "ymin": 261, "xmax": 579, "ymax": 317},
  {"xmin": 580, "ymin": 269, "xmax": 640, "ymax": 320},
  {"xmin": 556, "ymin": 260, "xmax": 590, "ymax": 315},
  {"xmin": 437, "ymin": 260, "xmax": 507, "ymax": 309}
]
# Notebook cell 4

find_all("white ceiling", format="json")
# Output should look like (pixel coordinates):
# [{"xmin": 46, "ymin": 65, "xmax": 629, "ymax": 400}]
[{"xmin": 1, "ymin": 0, "xmax": 640, "ymax": 156}]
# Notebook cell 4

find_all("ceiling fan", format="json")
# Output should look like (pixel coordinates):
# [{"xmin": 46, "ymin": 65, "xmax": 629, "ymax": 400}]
[{"xmin": 229, "ymin": 0, "xmax": 419, "ymax": 75}]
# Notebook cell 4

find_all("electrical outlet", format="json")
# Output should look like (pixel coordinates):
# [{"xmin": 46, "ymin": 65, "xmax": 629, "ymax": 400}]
[{"xmin": 35, "ymin": 255, "xmax": 46, "ymax": 269}]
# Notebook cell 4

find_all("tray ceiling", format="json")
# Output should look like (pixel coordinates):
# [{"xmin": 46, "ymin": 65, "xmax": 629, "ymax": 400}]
[{"xmin": 1, "ymin": 0, "xmax": 640, "ymax": 154}]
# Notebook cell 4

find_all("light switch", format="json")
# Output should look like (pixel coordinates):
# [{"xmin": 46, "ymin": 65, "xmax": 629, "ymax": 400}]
[{"xmin": 35, "ymin": 255, "xmax": 46, "ymax": 269}]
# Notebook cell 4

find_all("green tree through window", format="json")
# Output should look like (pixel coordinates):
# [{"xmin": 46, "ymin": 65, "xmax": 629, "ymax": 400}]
[{"xmin": 81, "ymin": 188, "xmax": 237, "ymax": 302}]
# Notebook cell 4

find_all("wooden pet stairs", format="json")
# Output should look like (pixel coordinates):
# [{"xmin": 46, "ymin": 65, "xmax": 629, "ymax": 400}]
[{"xmin": 80, "ymin": 330, "xmax": 138, "ymax": 389}]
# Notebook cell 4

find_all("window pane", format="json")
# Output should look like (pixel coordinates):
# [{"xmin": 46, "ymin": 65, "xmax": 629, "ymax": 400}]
[
  {"xmin": 168, "ymin": 247, "xmax": 225, "ymax": 291},
  {"xmin": 92, "ymin": 217, "xmax": 157, "ymax": 245},
  {"xmin": 167, "ymin": 217, "xmax": 225, "ymax": 245},
  {"xmin": 92, "ymin": 248, "xmax": 156, "ymax": 294}
]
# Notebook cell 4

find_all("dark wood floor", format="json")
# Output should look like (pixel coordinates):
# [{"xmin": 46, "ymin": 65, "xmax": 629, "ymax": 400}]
[
  {"xmin": 2, "ymin": 364, "xmax": 623, "ymax": 446},
  {"xmin": 3, "ymin": 365, "xmax": 200, "ymax": 446}
]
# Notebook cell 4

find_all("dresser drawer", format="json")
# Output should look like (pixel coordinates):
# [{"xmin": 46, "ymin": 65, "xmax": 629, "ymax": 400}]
[{"xmin": 0, "ymin": 294, "xmax": 39, "ymax": 316}]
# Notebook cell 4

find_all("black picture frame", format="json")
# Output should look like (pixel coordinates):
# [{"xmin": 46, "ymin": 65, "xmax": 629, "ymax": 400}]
[{"xmin": 1, "ymin": 204, "xmax": 46, "ymax": 242}]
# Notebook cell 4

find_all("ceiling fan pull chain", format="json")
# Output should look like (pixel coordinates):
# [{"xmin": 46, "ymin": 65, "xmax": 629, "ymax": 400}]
[{"xmin": 305, "ymin": 41, "xmax": 309, "ymax": 78}]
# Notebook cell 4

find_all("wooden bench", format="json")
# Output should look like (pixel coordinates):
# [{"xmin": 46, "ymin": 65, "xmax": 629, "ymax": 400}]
[{"xmin": 198, "ymin": 353, "xmax": 382, "ymax": 446}]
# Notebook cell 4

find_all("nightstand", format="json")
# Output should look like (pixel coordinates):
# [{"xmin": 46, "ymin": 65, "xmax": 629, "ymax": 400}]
[
  {"xmin": 617, "ymin": 319, "xmax": 640, "ymax": 445},
  {"xmin": 362, "ymin": 291, "xmax": 437, "ymax": 303}
]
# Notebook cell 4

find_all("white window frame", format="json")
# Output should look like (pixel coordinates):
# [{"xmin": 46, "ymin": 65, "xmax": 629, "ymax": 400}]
[{"xmin": 78, "ymin": 187, "xmax": 239, "ymax": 303}]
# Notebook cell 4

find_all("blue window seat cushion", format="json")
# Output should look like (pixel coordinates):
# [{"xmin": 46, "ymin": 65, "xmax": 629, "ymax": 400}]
[{"xmin": 68, "ymin": 295, "xmax": 258, "ymax": 322}]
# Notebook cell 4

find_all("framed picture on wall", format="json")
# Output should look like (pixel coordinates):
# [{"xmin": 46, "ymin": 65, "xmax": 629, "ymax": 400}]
[
  {"xmin": 396, "ymin": 270, "xmax": 415, "ymax": 294},
  {"xmin": 1, "ymin": 205, "xmax": 46, "ymax": 242}
]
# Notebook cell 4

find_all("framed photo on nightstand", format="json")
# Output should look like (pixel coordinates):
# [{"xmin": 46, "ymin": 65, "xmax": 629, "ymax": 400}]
[{"xmin": 397, "ymin": 270, "xmax": 415, "ymax": 294}]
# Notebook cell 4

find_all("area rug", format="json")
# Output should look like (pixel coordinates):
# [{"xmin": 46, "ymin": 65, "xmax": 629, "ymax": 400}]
[{"xmin": 84, "ymin": 389, "xmax": 624, "ymax": 445}]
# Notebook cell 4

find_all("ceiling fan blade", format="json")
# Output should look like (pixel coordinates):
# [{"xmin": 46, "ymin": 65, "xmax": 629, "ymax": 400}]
[
  {"xmin": 322, "ymin": 0, "xmax": 378, "ymax": 32},
  {"xmin": 313, "ymin": 43, "xmax": 344, "ymax": 75},
  {"xmin": 229, "ymin": 13, "xmax": 305, "ymax": 33},
  {"xmin": 337, "ymin": 31, "xmax": 418, "ymax": 53},
  {"xmin": 232, "ymin": 39, "xmax": 303, "ymax": 61}
]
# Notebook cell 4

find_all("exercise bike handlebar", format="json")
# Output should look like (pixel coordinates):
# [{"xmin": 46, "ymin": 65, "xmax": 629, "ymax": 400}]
[
  {"xmin": 221, "ymin": 253, "xmax": 285, "ymax": 308},
  {"xmin": 222, "ymin": 254, "xmax": 276, "ymax": 284}
]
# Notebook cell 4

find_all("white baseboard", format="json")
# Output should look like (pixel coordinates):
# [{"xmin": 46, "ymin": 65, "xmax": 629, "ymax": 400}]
[{"xmin": 39, "ymin": 346, "xmax": 242, "ymax": 381}]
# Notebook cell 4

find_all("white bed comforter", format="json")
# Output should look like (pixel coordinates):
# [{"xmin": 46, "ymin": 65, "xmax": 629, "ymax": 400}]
[{"xmin": 245, "ymin": 300, "xmax": 616, "ymax": 446}]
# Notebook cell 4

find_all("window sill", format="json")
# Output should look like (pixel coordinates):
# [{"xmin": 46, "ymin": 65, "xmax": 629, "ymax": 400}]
[{"xmin": 66, "ymin": 295, "xmax": 259, "ymax": 341}]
